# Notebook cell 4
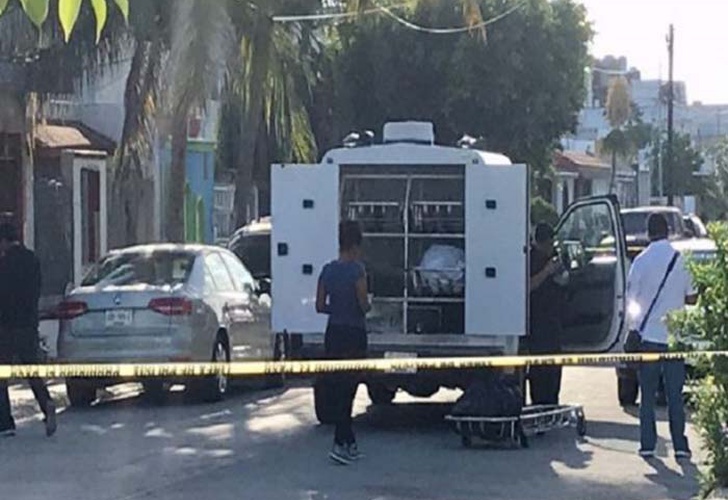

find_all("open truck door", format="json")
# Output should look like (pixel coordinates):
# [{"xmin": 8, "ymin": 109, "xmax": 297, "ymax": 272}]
[
  {"xmin": 271, "ymin": 163, "xmax": 339, "ymax": 336},
  {"xmin": 555, "ymin": 195, "xmax": 627, "ymax": 353}
]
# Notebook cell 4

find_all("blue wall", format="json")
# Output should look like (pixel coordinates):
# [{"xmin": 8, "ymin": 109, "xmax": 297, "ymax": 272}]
[{"xmin": 160, "ymin": 140, "xmax": 216, "ymax": 244}]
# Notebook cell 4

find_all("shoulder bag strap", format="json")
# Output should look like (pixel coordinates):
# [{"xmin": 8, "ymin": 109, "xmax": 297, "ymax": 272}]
[{"xmin": 638, "ymin": 251, "xmax": 680, "ymax": 334}]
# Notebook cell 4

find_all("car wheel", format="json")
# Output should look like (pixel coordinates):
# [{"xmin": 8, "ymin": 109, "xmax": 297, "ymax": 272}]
[
  {"xmin": 367, "ymin": 382, "xmax": 396, "ymax": 406},
  {"xmin": 142, "ymin": 380, "xmax": 167, "ymax": 404},
  {"xmin": 618, "ymin": 376, "xmax": 639, "ymax": 407},
  {"xmin": 188, "ymin": 338, "xmax": 229, "ymax": 403},
  {"xmin": 313, "ymin": 377, "xmax": 336, "ymax": 424},
  {"xmin": 66, "ymin": 380, "xmax": 96, "ymax": 408}
]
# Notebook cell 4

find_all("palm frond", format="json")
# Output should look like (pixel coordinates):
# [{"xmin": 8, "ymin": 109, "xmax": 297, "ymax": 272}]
[
  {"xmin": 0, "ymin": 1, "xmax": 129, "ymax": 94},
  {"xmin": 167, "ymin": 0, "xmax": 233, "ymax": 115}
]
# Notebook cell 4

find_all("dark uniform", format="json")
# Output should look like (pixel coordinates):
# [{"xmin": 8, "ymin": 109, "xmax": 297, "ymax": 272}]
[
  {"xmin": 528, "ymin": 243, "xmax": 565, "ymax": 405},
  {"xmin": 0, "ymin": 243, "xmax": 52, "ymax": 432}
]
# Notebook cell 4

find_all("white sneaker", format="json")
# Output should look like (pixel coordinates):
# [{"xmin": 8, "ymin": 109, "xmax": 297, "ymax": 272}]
[
  {"xmin": 639, "ymin": 449, "xmax": 655, "ymax": 458},
  {"xmin": 675, "ymin": 450, "xmax": 692, "ymax": 460}
]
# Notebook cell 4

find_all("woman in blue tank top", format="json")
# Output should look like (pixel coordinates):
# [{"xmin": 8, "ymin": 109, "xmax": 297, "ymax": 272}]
[{"xmin": 316, "ymin": 220, "xmax": 370, "ymax": 465}]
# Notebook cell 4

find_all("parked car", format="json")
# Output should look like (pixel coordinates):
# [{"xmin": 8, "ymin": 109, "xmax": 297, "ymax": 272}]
[
  {"xmin": 56, "ymin": 244, "xmax": 275, "ymax": 407},
  {"xmin": 621, "ymin": 206, "xmax": 691, "ymax": 260},
  {"xmin": 683, "ymin": 213, "xmax": 708, "ymax": 238},
  {"xmin": 228, "ymin": 217, "xmax": 271, "ymax": 286}
]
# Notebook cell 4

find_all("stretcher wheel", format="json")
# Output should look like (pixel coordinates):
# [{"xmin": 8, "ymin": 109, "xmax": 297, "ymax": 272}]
[
  {"xmin": 517, "ymin": 422, "xmax": 529, "ymax": 449},
  {"xmin": 576, "ymin": 414, "xmax": 587, "ymax": 437},
  {"xmin": 461, "ymin": 434, "xmax": 473, "ymax": 448}
]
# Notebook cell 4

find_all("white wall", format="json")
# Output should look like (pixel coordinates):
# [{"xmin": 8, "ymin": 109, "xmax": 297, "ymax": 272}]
[{"xmin": 592, "ymin": 178, "xmax": 610, "ymax": 195}]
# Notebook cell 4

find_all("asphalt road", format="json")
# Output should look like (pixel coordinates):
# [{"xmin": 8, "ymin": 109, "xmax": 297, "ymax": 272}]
[{"xmin": 2, "ymin": 367, "xmax": 701, "ymax": 500}]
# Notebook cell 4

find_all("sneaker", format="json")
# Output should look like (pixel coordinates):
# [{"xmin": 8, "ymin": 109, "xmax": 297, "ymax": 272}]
[
  {"xmin": 44, "ymin": 401, "xmax": 57, "ymax": 437},
  {"xmin": 639, "ymin": 449, "xmax": 655, "ymax": 459},
  {"xmin": 0, "ymin": 427, "xmax": 16, "ymax": 438},
  {"xmin": 675, "ymin": 450, "xmax": 692, "ymax": 460},
  {"xmin": 347, "ymin": 443, "xmax": 363, "ymax": 460},
  {"xmin": 329, "ymin": 444, "xmax": 353, "ymax": 465}
]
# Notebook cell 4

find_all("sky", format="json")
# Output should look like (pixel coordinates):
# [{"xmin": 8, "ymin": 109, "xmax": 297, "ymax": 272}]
[{"xmin": 578, "ymin": 0, "xmax": 728, "ymax": 104}]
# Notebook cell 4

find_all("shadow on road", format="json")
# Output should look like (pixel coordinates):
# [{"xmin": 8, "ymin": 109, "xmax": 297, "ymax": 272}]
[{"xmin": 6, "ymin": 378, "xmax": 702, "ymax": 500}]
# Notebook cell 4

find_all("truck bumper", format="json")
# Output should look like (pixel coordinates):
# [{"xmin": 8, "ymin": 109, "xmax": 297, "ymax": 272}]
[{"xmin": 291, "ymin": 333, "xmax": 518, "ymax": 393}]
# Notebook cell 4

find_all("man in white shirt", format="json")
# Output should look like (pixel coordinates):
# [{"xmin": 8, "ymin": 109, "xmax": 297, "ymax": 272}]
[{"xmin": 626, "ymin": 213, "xmax": 697, "ymax": 460}]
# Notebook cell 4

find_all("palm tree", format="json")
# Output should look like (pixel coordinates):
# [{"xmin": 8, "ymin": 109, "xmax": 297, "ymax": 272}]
[
  {"xmin": 223, "ymin": 0, "xmax": 486, "ymax": 226},
  {"xmin": 223, "ymin": 0, "xmax": 321, "ymax": 226},
  {"xmin": 603, "ymin": 76, "xmax": 631, "ymax": 193},
  {"xmin": 164, "ymin": 0, "xmax": 233, "ymax": 242}
]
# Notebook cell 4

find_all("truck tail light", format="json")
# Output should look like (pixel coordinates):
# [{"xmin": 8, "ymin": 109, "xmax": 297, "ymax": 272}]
[
  {"xmin": 57, "ymin": 301, "xmax": 88, "ymax": 320},
  {"xmin": 148, "ymin": 297, "xmax": 193, "ymax": 316}
]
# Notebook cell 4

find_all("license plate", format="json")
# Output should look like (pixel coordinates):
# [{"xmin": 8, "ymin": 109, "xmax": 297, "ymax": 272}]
[
  {"xmin": 105, "ymin": 309, "xmax": 133, "ymax": 327},
  {"xmin": 384, "ymin": 351, "xmax": 417, "ymax": 374}
]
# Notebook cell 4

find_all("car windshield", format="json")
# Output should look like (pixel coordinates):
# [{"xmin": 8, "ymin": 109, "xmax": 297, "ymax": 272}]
[
  {"xmin": 622, "ymin": 211, "xmax": 683, "ymax": 238},
  {"xmin": 81, "ymin": 251, "xmax": 196, "ymax": 287},
  {"xmin": 230, "ymin": 233, "xmax": 270, "ymax": 279}
]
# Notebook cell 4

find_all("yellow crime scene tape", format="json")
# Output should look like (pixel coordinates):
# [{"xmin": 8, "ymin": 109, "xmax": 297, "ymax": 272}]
[{"xmin": 0, "ymin": 350, "xmax": 726, "ymax": 379}]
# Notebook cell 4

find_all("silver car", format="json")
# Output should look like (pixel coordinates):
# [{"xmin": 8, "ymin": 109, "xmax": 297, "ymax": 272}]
[{"xmin": 56, "ymin": 244, "xmax": 273, "ymax": 406}]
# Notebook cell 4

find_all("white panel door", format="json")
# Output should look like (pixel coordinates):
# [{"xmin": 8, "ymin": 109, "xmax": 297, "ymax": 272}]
[
  {"xmin": 465, "ymin": 164, "xmax": 528, "ymax": 336},
  {"xmin": 271, "ymin": 163, "xmax": 339, "ymax": 334}
]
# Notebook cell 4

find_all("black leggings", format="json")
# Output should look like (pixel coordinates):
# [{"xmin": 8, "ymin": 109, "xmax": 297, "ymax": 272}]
[{"xmin": 324, "ymin": 324, "xmax": 367, "ymax": 446}]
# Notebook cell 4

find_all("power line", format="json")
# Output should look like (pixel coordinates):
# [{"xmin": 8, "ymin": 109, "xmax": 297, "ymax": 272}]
[
  {"xmin": 272, "ymin": 3, "xmax": 408, "ymax": 23},
  {"xmin": 378, "ymin": 2, "xmax": 525, "ymax": 35},
  {"xmin": 272, "ymin": 1, "xmax": 527, "ymax": 35}
]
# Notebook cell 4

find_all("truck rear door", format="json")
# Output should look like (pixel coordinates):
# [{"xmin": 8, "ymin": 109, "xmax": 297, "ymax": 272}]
[
  {"xmin": 555, "ymin": 195, "xmax": 627, "ymax": 353},
  {"xmin": 465, "ymin": 164, "xmax": 528, "ymax": 337},
  {"xmin": 271, "ymin": 163, "xmax": 339, "ymax": 335}
]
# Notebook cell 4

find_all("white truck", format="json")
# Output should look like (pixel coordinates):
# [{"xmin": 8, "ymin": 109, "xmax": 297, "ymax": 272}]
[{"xmin": 271, "ymin": 121, "xmax": 630, "ymax": 423}]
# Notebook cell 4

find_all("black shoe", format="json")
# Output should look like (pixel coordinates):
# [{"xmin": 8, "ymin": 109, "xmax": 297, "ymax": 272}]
[
  {"xmin": 329, "ymin": 444, "xmax": 353, "ymax": 465},
  {"xmin": 44, "ymin": 401, "xmax": 57, "ymax": 437},
  {"xmin": 0, "ymin": 426, "xmax": 16, "ymax": 438}
]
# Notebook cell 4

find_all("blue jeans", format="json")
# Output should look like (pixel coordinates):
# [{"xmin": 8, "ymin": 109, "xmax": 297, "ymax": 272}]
[{"xmin": 639, "ymin": 341, "xmax": 689, "ymax": 453}]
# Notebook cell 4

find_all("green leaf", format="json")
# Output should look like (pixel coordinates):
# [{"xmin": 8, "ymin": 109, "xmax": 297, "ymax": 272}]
[
  {"xmin": 0, "ymin": 0, "xmax": 10, "ymax": 16},
  {"xmin": 59, "ymin": 0, "xmax": 83, "ymax": 42},
  {"xmin": 113, "ymin": 0, "xmax": 129, "ymax": 23},
  {"xmin": 90, "ymin": 0, "xmax": 108, "ymax": 42},
  {"xmin": 19, "ymin": 0, "xmax": 49, "ymax": 27}
]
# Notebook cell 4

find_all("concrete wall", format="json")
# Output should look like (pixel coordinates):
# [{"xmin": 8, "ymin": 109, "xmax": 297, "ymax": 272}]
[{"xmin": 0, "ymin": 91, "xmax": 33, "ymax": 248}]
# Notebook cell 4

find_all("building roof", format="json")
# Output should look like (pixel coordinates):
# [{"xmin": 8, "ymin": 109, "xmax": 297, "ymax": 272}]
[
  {"xmin": 34, "ymin": 121, "xmax": 116, "ymax": 156},
  {"xmin": 554, "ymin": 150, "xmax": 610, "ymax": 172}
]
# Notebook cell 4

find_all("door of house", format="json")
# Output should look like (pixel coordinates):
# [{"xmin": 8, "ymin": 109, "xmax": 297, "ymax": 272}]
[{"xmin": 72, "ymin": 155, "xmax": 108, "ymax": 286}]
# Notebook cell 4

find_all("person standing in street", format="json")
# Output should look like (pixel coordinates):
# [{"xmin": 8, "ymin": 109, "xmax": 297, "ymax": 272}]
[
  {"xmin": 627, "ymin": 213, "xmax": 695, "ymax": 460},
  {"xmin": 316, "ymin": 220, "xmax": 370, "ymax": 465},
  {"xmin": 528, "ymin": 223, "xmax": 566, "ymax": 405},
  {"xmin": 0, "ymin": 222, "xmax": 57, "ymax": 437}
]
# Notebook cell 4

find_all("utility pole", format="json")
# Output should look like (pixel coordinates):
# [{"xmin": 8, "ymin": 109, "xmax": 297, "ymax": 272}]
[{"xmin": 666, "ymin": 24, "xmax": 675, "ymax": 205}]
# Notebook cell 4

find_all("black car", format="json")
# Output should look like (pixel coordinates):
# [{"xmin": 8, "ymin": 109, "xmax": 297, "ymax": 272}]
[{"xmin": 227, "ymin": 217, "xmax": 272, "ymax": 292}]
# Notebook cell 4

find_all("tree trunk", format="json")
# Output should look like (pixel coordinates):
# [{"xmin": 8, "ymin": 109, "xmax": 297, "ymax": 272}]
[
  {"xmin": 609, "ymin": 150, "xmax": 617, "ymax": 194},
  {"xmin": 168, "ymin": 108, "xmax": 189, "ymax": 243},
  {"xmin": 111, "ymin": 37, "xmax": 164, "ymax": 247},
  {"xmin": 234, "ymin": 19, "xmax": 273, "ymax": 227}
]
